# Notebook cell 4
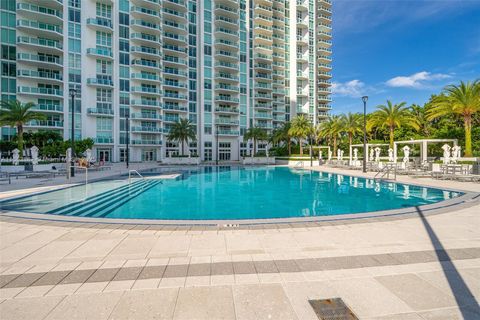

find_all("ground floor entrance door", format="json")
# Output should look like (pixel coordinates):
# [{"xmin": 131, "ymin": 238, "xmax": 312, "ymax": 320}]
[
  {"xmin": 142, "ymin": 150, "xmax": 155, "ymax": 162},
  {"xmin": 97, "ymin": 149, "xmax": 112, "ymax": 163}
]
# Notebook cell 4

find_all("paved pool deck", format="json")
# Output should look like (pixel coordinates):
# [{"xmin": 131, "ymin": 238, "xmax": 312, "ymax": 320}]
[{"xmin": 0, "ymin": 166, "xmax": 479, "ymax": 319}]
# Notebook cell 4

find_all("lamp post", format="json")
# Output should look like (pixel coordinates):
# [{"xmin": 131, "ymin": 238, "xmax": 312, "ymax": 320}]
[
  {"xmin": 125, "ymin": 114, "xmax": 129, "ymax": 168},
  {"xmin": 362, "ymin": 96, "xmax": 368, "ymax": 173},
  {"xmin": 309, "ymin": 134, "xmax": 313, "ymax": 167},
  {"xmin": 69, "ymin": 88, "xmax": 76, "ymax": 177},
  {"xmin": 215, "ymin": 124, "xmax": 219, "ymax": 165}
]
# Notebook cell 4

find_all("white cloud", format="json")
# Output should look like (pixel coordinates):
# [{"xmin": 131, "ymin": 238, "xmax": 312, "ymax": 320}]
[
  {"xmin": 386, "ymin": 71, "xmax": 450, "ymax": 88},
  {"xmin": 332, "ymin": 79, "xmax": 365, "ymax": 97}
]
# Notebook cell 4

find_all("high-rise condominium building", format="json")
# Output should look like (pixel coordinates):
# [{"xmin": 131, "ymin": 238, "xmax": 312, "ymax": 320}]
[{"xmin": 0, "ymin": 0, "xmax": 331, "ymax": 162}]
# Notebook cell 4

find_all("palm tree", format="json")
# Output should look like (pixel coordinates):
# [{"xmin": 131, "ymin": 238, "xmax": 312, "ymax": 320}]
[
  {"xmin": 342, "ymin": 112, "xmax": 363, "ymax": 146},
  {"xmin": 0, "ymin": 100, "xmax": 46, "ymax": 158},
  {"xmin": 167, "ymin": 118, "xmax": 196, "ymax": 156},
  {"xmin": 427, "ymin": 80, "xmax": 480, "ymax": 156},
  {"xmin": 244, "ymin": 127, "xmax": 268, "ymax": 155},
  {"xmin": 288, "ymin": 115, "xmax": 312, "ymax": 155},
  {"xmin": 368, "ymin": 100, "xmax": 419, "ymax": 148},
  {"xmin": 410, "ymin": 104, "xmax": 431, "ymax": 136},
  {"xmin": 270, "ymin": 122, "xmax": 292, "ymax": 155},
  {"xmin": 318, "ymin": 115, "xmax": 343, "ymax": 155}
]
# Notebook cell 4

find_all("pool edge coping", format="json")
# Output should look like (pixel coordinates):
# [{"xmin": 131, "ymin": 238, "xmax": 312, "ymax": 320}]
[{"xmin": 1, "ymin": 166, "xmax": 479, "ymax": 228}]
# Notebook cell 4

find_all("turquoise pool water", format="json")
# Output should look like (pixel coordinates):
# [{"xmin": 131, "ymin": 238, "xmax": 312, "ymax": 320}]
[{"xmin": 0, "ymin": 166, "xmax": 461, "ymax": 220}]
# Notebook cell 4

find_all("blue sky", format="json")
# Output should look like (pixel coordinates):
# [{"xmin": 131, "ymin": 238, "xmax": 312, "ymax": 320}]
[{"xmin": 331, "ymin": 0, "xmax": 480, "ymax": 114}]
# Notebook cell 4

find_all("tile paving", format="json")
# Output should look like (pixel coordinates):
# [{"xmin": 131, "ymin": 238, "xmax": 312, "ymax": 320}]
[{"xmin": 0, "ymin": 168, "xmax": 479, "ymax": 319}]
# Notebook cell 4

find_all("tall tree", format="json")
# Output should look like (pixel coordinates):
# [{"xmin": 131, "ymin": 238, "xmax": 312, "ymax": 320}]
[
  {"xmin": 342, "ymin": 112, "xmax": 363, "ymax": 146},
  {"xmin": 167, "ymin": 118, "xmax": 196, "ymax": 156},
  {"xmin": 368, "ymin": 100, "xmax": 419, "ymax": 147},
  {"xmin": 318, "ymin": 115, "xmax": 343, "ymax": 155},
  {"xmin": 270, "ymin": 122, "xmax": 292, "ymax": 155},
  {"xmin": 244, "ymin": 127, "xmax": 268, "ymax": 155},
  {"xmin": 288, "ymin": 115, "xmax": 313, "ymax": 155},
  {"xmin": 0, "ymin": 100, "xmax": 46, "ymax": 158},
  {"xmin": 427, "ymin": 80, "xmax": 480, "ymax": 156}
]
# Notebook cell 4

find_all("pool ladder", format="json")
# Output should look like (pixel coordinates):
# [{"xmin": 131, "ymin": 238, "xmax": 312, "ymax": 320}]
[
  {"xmin": 374, "ymin": 163, "xmax": 397, "ymax": 181},
  {"xmin": 128, "ymin": 170, "xmax": 145, "ymax": 184}
]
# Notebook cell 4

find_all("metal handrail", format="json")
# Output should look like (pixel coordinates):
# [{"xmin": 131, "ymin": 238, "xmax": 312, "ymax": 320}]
[
  {"xmin": 374, "ymin": 163, "xmax": 397, "ymax": 181},
  {"xmin": 73, "ymin": 166, "xmax": 88, "ymax": 200},
  {"xmin": 128, "ymin": 169, "xmax": 145, "ymax": 184},
  {"xmin": 294, "ymin": 161, "xmax": 304, "ymax": 169}
]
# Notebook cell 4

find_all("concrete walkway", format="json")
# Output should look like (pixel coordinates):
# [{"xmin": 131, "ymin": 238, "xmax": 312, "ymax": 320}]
[{"xmin": 0, "ymin": 166, "xmax": 479, "ymax": 319}]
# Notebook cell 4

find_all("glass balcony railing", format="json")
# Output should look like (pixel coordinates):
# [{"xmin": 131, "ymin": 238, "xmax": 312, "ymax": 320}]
[
  {"xmin": 87, "ymin": 47, "xmax": 113, "ymax": 58},
  {"xmin": 17, "ymin": 86, "xmax": 63, "ymax": 97},
  {"xmin": 17, "ymin": 70, "xmax": 63, "ymax": 81},
  {"xmin": 87, "ymin": 108, "xmax": 114, "ymax": 116},
  {"xmin": 27, "ymin": 120, "xmax": 64, "ymax": 127},
  {"xmin": 17, "ymin": 36, "xmax": 62, "ymax": 50},
  {"xmin": 17, "ymin": 3, "xmax": 63, "ymax": 19},
  {"xmin": 33, "ymin": 104, "xmax": 63, "ymax": 112},
  {"xmin": 17, "ymin": 53, "xmax": 63, "ymax": 66},
  {"xmin": 17, "ymin": 20, "xmax": 62, "ymax": 35},
  {"xmin": 86, "ymin": 18, "xmax": 113, "ymax": 29},
  {"xmin": 95, "ymin": 137, "xmax": 114, "ymax": 144}
]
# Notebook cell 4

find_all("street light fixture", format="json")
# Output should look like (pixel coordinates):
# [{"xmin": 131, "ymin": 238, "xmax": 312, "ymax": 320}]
[
  {"xmin": 126, "ymin": 114, "xmax": 129, "ymax": 169},
  {"xmin": 362, "ymin": 96, "xmax": 368, "ymax": 173},
  {"xmin": 215, "ymin": 124, "xmax": 219, "ymax": 166},
  {"xmin": 69, "ymin": 88, "xmax": 76, "ymax": 177}
]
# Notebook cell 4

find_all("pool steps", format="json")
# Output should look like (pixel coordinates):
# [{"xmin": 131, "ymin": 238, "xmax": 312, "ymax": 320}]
[{"xmin": 47, "ymin": 180, "xmax": 161, "ymax": 217}]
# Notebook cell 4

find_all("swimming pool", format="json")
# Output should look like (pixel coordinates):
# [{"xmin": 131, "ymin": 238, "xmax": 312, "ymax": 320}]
[{"xmin": 0, "ymin": 166, "xmax": 463, "ymax": 221}]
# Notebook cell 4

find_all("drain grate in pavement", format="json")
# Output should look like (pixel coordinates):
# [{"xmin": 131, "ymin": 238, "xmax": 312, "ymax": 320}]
[{"xmin": 308, "ymin": 298, "xmax": 358, "ymax": 320}]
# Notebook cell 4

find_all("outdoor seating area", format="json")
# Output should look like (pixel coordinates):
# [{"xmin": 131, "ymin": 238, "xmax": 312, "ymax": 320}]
[{"xmin": 319, "ymin": 139, "xmax": 480, "ymax": 182}]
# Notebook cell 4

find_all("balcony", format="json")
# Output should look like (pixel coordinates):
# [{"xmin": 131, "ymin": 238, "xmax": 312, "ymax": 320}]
[
  {"xmin": 162, "ymin": 44, "xmax": 188, "ymax": 55},
  {"xmin": 130, "ymin": 72, "xmax": 160, "ymax": 83},
  {"xmin": 17, "ymin": 20, "xmax": 63, "ymax": 38},
  {"xmin": 162, "ymin": 7, "xmax": 187, "ymax": 22},
  {"xmin": 318, "ymin": 95, "xmax": 332, "ymax": 102},
  {"xmin": 95, "ymin": 137, "xmax": 114, "ymax": 144},
  {"xmin": 215, "ymin": 27, "xmax": 239, "ymax": 41},
  {"xmin": 214, "ymin": 4, "xmax": 239, "ymax": 18},
  {"xmin": 255, "ymin": 103, "xmax": 273, "ymax": 110},
  {"xmin": 131, "ymin": 59, "xmax": 161, "ymax": 71},
  {"xmin": 131, "ymin": 99, "xmax": 162, "ymax": 108},
  {"xmin": 163, "ymin": 115, "xmax": 180, "ymax": 122},
  {"xmin": 215, "ymin": 73, "xmax": 239, "ymax": 82},
  {"xmin": 130, "ymin": 46, "xmax": 159, "ymax": 59},
  {"xmin": 131, "ymin": 86, "xmax": 162, "ymax": 96},
  {"xmin": 16, "ymin": 3, "xmax": 63, "ymax": 22},
  {"xmin": 163, "ymin": 80, "xmax": 188, "ymax": 89},
  {"xmin": 163, "ymin": 32, "xmax": 188, "ymax": 45},
  {"xmin": 86, "ymin": 18, "xmax": 113, "ymax": 32},
  {"xmin": 131, "ymin": 139, "xmax": 162, "ymax": 146},
  {"xmin": 163, "ymin": 104, "xmax": 188, "ymax": 112},
  {"xmin": 215, "ymin": 16, "xmax": 238, "ymax": 28},
  {"xmin": 27, "ymin": 120, "xmax": 64, "ymax": 128},
  {"xmin": 163, "ymin": 20, "xmax": 188, "ymax": 34},
  {"xmin": 130, "ymin": 6, "xmax": 160, "ymax": 20},
  {"xmin": 130, "ymin": 113, "xmax": 162, "ymax": 120},
  {"xmin": 215, "ymin": 84, "xmax": 239, "ymax": 93},
  {"xmin": 87, "ymin": 108, "xmax": 114, "ymax": 116},
  {"xmin": 163, "ymin": 56, "xmax": 188, "ymax": 67},
  {"xmin": 255, "ymin": 93, "xmax": 273, "ymax": 100},
  {"xmin": 215, "ymin": 118, "xmax": 239, "ymax": 125},
  {"xmin": 131, "ymin": 126, "xmax": 162, "ymax": 133},
  {"xmin": 17, "ymin": 86, "xmax": 63, "ymax": 98},
  {"xmin": 214, "ymin": 61, "xmax": 239, "ymax": 72},
  {"xmin": 255, "ymin": 113, "xmax": 272, "ymax": 119},
  {"xmin": 217, "ymin": 130, "xmax": 240, "ymax": 136},
  {"xmin": 163, "ymin": 92, "xmax": 188, "ymax": 100},
  {"xmin": 86, "ymin": 47, "xmax": 113, "ymax": 59},
  {"xmin": 32, "ymin": 104, "xmax": 63, "ymax": 113},
  {"xmin": 131, "ymin": 33, "xmax": 161, "ymax": 47},
  {"xmin": 87, "ymin": 78, "xmax": 114, "ymax": 88},
  {"xmin": 17, "ymin": 70, "xmax": 63, "ymax": 83},
  {"xmin": 215, "ymin": 96, "xmax": 240, "ymax": 103},
  {"xmin": 16, "ymin": 36, "xmax": 62, "ymax": 53},
  {"xmin": 215, "ymin": 106, "xmax": 239, "ymax": 114},
  {"xmin": 131, "ymin": 19, "xmax": 161, "ymax": 33}
]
